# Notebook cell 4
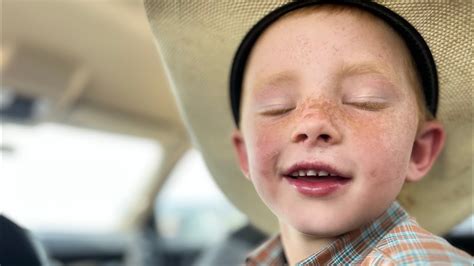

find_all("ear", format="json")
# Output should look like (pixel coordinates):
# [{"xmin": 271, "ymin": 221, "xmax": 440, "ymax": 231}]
[
  {"xmin": 231, "ymin": 129, "xmax": 250, "ymax": 180},
  {"xmin": 406, "ymin": 120, "xmax": 446, "ymax": 182}
]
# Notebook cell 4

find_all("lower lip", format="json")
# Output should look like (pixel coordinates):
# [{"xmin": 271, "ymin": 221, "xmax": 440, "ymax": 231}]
[{"xmin": 284, "ymin": 176, "xmax": 351, "ymax": 197}]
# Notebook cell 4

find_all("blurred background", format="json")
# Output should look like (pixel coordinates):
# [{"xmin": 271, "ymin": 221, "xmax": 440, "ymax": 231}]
[{"xmin": 0, "ymin": 1, "xmax": 472, "ymax": 265}]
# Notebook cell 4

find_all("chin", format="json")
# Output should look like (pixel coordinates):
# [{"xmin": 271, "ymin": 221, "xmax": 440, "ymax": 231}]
[
  {"xmin": 298, "ymin": 225, "xmax": 349, "ymax": 238},
  {"xmin": 287, "ymin": 214, "xmax": 355, "ymax": 238}
]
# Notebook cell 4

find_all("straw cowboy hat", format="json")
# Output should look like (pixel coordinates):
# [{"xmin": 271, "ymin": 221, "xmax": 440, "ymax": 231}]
[{"xmin": 144, "ymin": 0, "xmax": 472, "ymax": 235}]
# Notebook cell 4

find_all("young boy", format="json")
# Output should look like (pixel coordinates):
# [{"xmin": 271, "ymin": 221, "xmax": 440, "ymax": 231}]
[
  {"xmin": 144, "ymin": 0, "xmax": 472, "ymax": 264},
  {"xmin": 229, "ymin": 2, "xmax": 472, "ymax": 265}
]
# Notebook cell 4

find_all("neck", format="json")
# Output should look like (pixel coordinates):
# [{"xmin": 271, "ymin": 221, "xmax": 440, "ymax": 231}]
[{"xmin": 279, "ymin": 222, "xmax": 336, "ymax": 265}]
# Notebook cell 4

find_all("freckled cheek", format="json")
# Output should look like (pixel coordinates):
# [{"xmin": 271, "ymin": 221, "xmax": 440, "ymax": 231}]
[
  {"xmin": 348, "ymin": 115, "xmax": 413, "ymax": 183},
  {"xmin": 246, "ymin": 123, "xmax": 285, "ymax": 178},
  {"xmin": 244, "ymin": 124, "xmax": 286, "ymax": 205}
]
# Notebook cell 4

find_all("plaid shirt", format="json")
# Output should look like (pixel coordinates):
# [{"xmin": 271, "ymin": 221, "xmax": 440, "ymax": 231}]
[{"xmin": 246, "ymin": 202, "xmax": 472, "ymax": 265}]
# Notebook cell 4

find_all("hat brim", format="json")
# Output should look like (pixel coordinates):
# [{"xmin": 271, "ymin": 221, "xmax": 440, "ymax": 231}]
[{"xmin": 144, "ymin": 1, "xmax": 473, "ymax": 235}]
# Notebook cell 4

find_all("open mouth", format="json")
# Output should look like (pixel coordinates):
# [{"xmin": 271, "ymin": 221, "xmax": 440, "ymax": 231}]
[
  {"xmin": 282, "ymin": 163, "xmax": 351, "ymax": 196},
  {"xmin": 283, "ymin": 164, "xmax": 351, "ymax": 181},
  {"xmin": 285, "ymin": 169, "xmax": 351, "ymax": 183},
  {"xmin": 289, "ymin": 169, "xmax": 338, "ymax": 178}
]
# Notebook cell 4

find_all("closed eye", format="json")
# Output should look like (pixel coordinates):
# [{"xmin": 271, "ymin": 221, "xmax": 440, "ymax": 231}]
[
  {"xmin": 259, "ymin": 107, "xmax": 295, "ymax": 116},
  {"xmin": 346, "ymin": 101, "xmax": 388, "ymax": 111}
]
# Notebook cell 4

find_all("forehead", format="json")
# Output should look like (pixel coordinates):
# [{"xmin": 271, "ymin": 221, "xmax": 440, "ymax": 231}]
[{"xmin": 242, "ymin": 6, "xmax": 411, "ymax": 90}]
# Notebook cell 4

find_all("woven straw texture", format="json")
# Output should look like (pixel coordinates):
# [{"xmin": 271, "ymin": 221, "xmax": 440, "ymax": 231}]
[{"xmin": 144, "ymin": 0, "xmax": 472, "ymax": 235}]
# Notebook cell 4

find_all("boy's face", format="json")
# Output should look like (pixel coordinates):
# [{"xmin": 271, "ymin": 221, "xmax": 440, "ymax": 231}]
[{"xmin": 233, "ymin": 10, "xmax": 423, "ymax": 237}]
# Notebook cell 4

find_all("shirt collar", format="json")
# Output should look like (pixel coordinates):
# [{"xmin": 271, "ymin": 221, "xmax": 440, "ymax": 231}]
[
  {"xmin": 246, "ymin": 234, "xmax": 286, "ymax": 266},
  {"xmin": 246, "ymin": 201, "xmax": 409, "ymax": 266}
]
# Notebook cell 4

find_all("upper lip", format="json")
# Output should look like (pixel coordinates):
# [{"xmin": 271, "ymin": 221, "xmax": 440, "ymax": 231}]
[{"xmin": 281, "ymin": 161, "xmax": 351, "ymax": 178}]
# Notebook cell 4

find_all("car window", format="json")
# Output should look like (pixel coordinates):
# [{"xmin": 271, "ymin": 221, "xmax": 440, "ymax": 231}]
[
  {"xmin": 155, "ymin": 149, "xmax": 247, "ymax": 248},
  {"xmin": 1, "ymin": 122, "xmax": 162, "ymax": 233}
]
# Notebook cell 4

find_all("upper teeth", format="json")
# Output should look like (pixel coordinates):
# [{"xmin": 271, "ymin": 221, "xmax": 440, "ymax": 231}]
[{"xmin": 290, "ymin": 170, "xmax": 335, "ymax": 177}]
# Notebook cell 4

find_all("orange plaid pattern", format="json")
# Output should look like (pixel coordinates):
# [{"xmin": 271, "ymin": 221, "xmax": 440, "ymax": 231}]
[{"xmin": 246, "ymin": 202, "xmax": 472, "ymax": 265}]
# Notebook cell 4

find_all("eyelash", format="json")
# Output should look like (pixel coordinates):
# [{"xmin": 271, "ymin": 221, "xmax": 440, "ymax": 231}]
[
  {"xmin": 347, "ymin": 101, "xmax": 388, "ymax": 111},
  {"xmin": 258, "ymin": 100, "xmax": 387, "ymax": 116},
  {"xmin": 260, "ymin": 107, "xmax": 295, "ymax": 116}
]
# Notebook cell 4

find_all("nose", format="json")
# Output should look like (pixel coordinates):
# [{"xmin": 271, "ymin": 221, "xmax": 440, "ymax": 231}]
[{"xmin": 290, "ymin": 106, "xmax": 342, "ymax": 147}]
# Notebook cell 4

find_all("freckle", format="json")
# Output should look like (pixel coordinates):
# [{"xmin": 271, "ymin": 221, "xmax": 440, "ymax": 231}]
[{"xmin": 369, "ymin": 169, "xmax": 378, "ymax": 179}]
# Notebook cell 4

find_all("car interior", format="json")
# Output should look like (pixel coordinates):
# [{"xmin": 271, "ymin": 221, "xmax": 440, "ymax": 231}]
[{"xmin": 1, "ymin": 1, "xmax": 472, "ymax": 265}]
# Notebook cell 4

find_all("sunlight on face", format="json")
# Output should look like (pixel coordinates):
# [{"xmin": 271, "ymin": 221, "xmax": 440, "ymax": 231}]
[{"xmin": 239, "ymin": 8, "xmax": 420, "ymax": 237}]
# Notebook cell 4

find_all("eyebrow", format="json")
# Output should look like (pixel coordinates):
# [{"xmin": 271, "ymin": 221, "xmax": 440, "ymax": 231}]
[
  {"xmin": 340, "ymin": 62, "xmax": 396, "ymax": 83},
  {"xmin": 251, "ymin": 71, "xmax": 298, "ymax": 92},
  {"xmin": 250, "ymin": 62, "xmax": 396, "ymax": 92}
]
